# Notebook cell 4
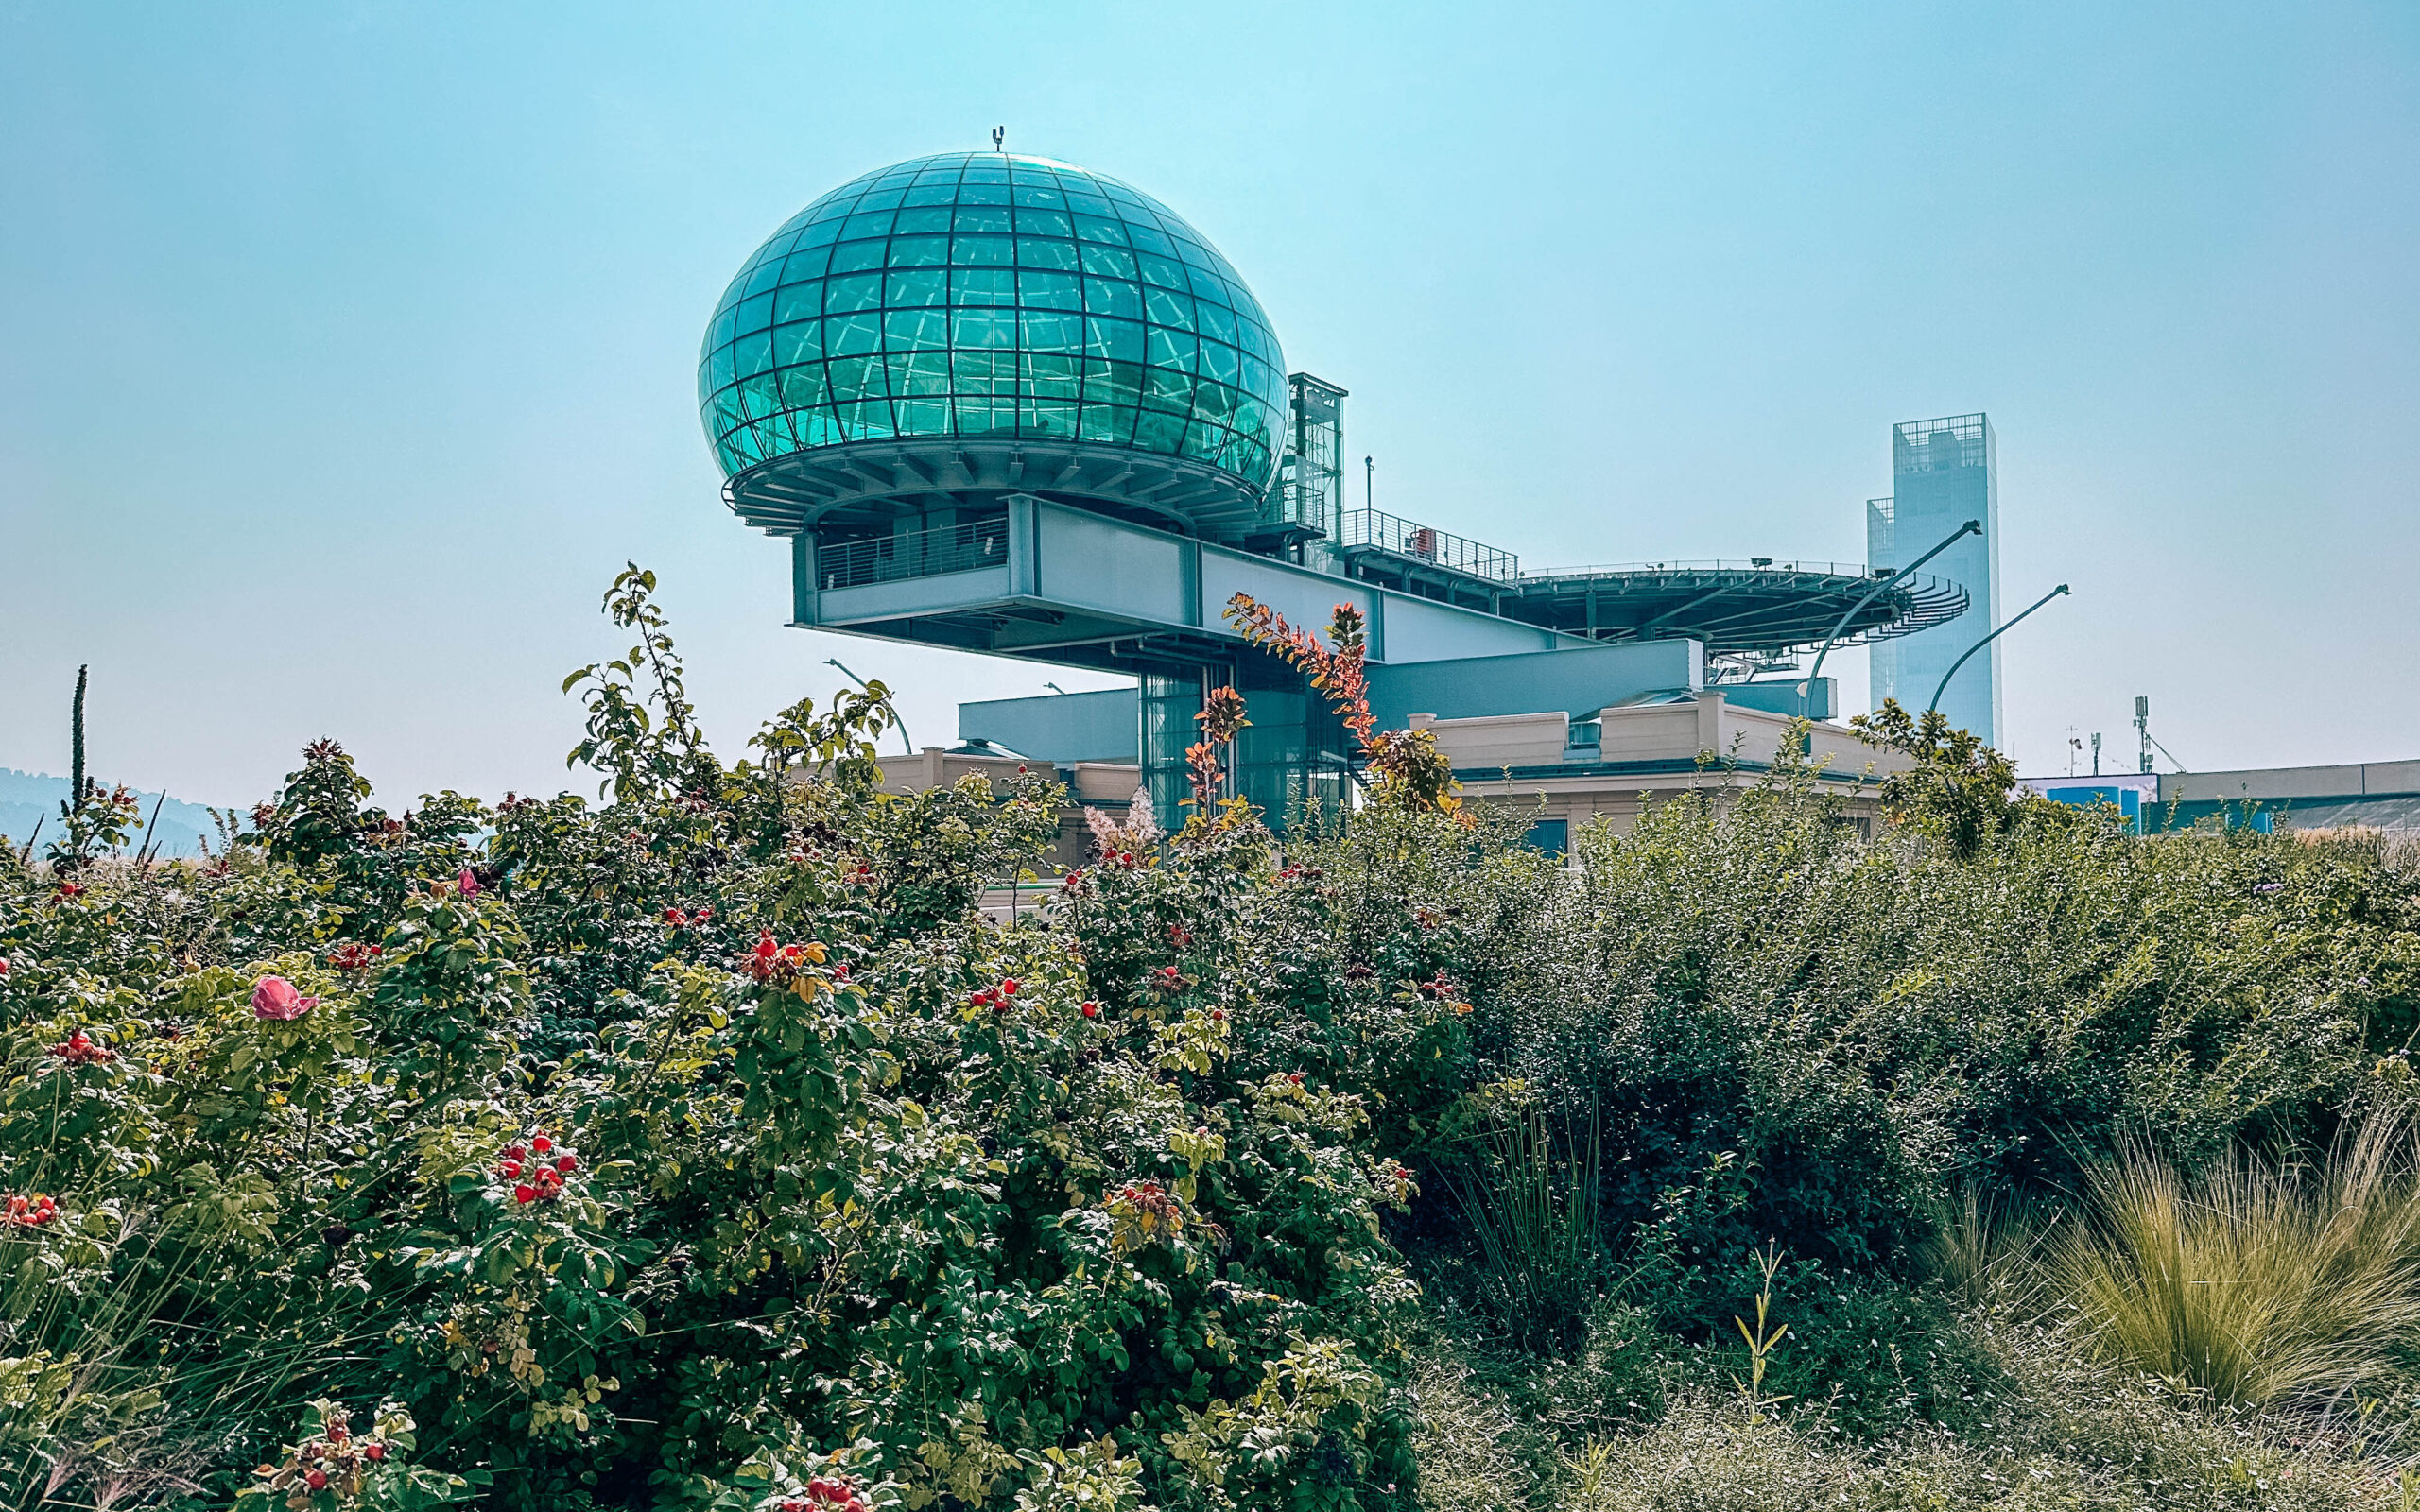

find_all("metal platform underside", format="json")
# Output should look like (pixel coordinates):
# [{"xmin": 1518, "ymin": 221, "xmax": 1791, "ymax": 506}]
[
  {"xmin": 1504, "ymin": 561, "xmax": 1970, "ymax": 654},
  {"xmin": 726, "ymin": 438, "xmax": 1272, "ymax": 541}
]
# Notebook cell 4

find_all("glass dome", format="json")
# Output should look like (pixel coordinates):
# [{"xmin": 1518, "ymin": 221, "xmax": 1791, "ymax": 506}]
[{"xmin": 699, "ymin": 152, "xmax": 1288, "ymax": 504}]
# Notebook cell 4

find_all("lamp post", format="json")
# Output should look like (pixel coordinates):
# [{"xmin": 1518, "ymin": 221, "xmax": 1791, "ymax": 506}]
[
  {"xmin": 824, "ymin": 658, "xmax": 913, "ymax": 755},
  {"xmin": 1927, "ymin": 583, "xmax": 2070, "ymax": 716},
  {"xmin": 1798, "ymin": 518, "xmax": 1981, "ymax": 719}
]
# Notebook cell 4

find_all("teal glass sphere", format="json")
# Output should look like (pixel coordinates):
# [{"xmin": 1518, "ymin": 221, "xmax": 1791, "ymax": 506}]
[{"xmin": 700, "ymin": 152, "xmax": 1288, "ymax": 501}]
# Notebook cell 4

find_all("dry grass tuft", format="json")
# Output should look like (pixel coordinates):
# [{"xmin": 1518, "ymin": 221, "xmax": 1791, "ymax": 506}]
[{"xmin": 2047, "ymin": 1116, "xmax": 2420, "ymax": 1409}]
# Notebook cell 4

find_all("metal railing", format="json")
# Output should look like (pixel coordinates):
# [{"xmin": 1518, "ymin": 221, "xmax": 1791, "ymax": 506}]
[
  {"xmin": 818, "ymin": 517, "xmax": 1009, "ymax": 591},
  {"xmin": 1518, "ymin": 558, "xmax": 1892, "ymax": 582},
  {"xmin": 1339, "ymin": 507, "xmax": 1519, "ymax": 582}
]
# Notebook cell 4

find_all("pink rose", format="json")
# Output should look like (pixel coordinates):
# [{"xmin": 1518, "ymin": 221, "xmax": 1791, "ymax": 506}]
[
  {"xmin": 251, "ymin": 976, "xmax": 318, "ymax": 1022},
  {"xmin": 458, "ymin": 867, "xmax": 481, "ymax": 898}
]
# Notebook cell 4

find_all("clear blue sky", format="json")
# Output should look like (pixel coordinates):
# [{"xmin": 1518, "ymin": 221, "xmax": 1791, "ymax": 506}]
[{"xmin": 4, "ymin": 2, "xmax": 2415, "ymax": 806}]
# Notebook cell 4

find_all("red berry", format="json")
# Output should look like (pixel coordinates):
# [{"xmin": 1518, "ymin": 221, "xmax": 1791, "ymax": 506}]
[
  {"xmin": 1001, "ymin": 979, "xmax": 1018, "ymax": 995},
  {"xmin": 306, "ymin": 1470, "xmax": 328, "ymax": 1490},
  {"xmin": 364, "ymin": 1443, "xmax": 386, "ymax": 1461},
  {"xmin": 532, "ymin": 1135, "xmax": 553, "ymax": 1153},
  {"xmin": 514, "ymin": 1184, "xmax": 536, "ymax": 1204},
  {"xmin": 556, "ymin": 1155, "xmax": 577, "ymax": 1172},
  {"xmin": 499, "ymin": 1160, "xmax": 521, "ymax": 1177},
  {"xmin": 1080, "ymin": 1002, "xmax": 1099, "ymax": 1018},
  {"xmin": 1210, "ymin": 1009, "xmax": 1225, "ymax": 1022}
]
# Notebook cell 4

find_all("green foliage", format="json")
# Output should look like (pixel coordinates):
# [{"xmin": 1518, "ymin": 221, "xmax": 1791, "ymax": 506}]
[
  {"xmin": 9, "ymin": 570, "xmax": 2420, "ymax": 1510},
  {"xmin": 1847, "ymin": 698, "xmax": 2033, "ymax": 858},
  {"xmin": 0, "ymin": 570, "xmax": 1417, "ymax": 1512}
]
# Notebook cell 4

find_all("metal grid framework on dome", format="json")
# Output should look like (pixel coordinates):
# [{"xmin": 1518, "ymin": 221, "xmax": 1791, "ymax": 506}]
[
  {"xmin": 700, "ymin": 152, "xmax": 1288, "ymax": 531},
  {"xmin": 1505, "ymin": 560, "xmax": 1971, "ymax": 655}
]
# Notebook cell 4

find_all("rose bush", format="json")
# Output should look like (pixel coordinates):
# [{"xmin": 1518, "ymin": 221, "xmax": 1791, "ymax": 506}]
[{"xmin": 7, "ymin": 565, "xmax": 2419, "ymax": 1512}]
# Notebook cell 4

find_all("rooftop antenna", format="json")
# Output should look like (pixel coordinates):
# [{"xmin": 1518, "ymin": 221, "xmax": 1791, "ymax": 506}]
[
  {"xmin": 2090, "ymin": 730, "xmax": 2102, "ymax": 777},
  {"xmin": 2134, "ymin": 695, "xmax": 2187, "ymax": 774},
  {"xmin": 992, "ymin": 126, "xmax": 1005, "ymax": 151},
  {"xmin": 1363, "ymin": 455, "xmax": 1374, "ymax": 513}
]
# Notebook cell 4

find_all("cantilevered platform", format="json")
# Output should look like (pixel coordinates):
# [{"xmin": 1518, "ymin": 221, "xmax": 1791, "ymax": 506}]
[{"xmin": 1502, "ymin": 559, "xmax": 1969, "ymax": 654}]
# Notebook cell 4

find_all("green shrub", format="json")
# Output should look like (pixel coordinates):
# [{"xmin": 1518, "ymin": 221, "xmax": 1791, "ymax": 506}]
[{"xmin": 8, "ymin": 566, "xmax": 2419, "ymax": 1509}]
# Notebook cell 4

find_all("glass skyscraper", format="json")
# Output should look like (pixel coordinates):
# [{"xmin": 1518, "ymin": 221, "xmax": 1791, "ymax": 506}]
[{"xmin": 1866, "ymin": 414, "xmax": 2001, "ymax": 746}]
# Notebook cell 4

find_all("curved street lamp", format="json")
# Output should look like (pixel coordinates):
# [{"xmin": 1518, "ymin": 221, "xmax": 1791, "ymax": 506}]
[
  {"xmin": 825, "ymin": 658, "xmax": 914, "ymax": 756},
  {"xmin": 1798, "ymin": 518, "xmax": 1981, "ymax": 719},
  {"xmin": 1927, "ymin": 583, "xmax": 2071, "ymax": 716}
]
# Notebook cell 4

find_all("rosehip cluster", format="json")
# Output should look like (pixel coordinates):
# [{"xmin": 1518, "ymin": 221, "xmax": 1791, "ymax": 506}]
[
  {"xmin": 1167, "ymin": 924, "xmax": 1194, "ymax": 948},
  {"xmin": 1100, "ymin": 850, "xmax": 1139, "ymax": 869},
  {"xmin": 4, "ymin": 1194, "xmax": 57, "ymax": 1228},
  {"xmin": 844, "ymin": 860, "xmax": 875, "ymax": 886},
  {"xmin": 1149, "ymin": 965, "xmax": 1184, "ymax": 994},
  {"xmin": 328, "ymin": 941, "xmax": 385, "ymax": 971},
  {"xmin": 745, "ymin": 929, "xmax": 823, "ymax": 984},
  {"xmin": 500, "ymin": 1133, "xmax": 578, "ymax": 1204},
  {"xmin": 251, "ymin": 1402, "xmax": 393, "ymax": 1503},
  {"xmin": 1108, "ymin": 1178, "xmax": 1184, "ymax": 1248},
  {"xmin": 776, "ymin": 1472, "xmax": 869, "ymax": 1512},
  {"xmin": 664, "ymin": 905, "xmax": 714, "ymax": 927},
  {"xmin": 47, "ymin": 1030, "xmax": 113, "ymax": 1066},
  {"xmin": 969, "ymin": 979, "xmax": 1020, "ymax": 1014},
  {"xmin": 54, "ymin": 881, "xmax": 84, "ymax": 900}
]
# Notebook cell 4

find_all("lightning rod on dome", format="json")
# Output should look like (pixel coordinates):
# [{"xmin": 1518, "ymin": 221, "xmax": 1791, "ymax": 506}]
[{"xmin": 992, "ymin": 126, "xmax": 1004, "ymax": 150}]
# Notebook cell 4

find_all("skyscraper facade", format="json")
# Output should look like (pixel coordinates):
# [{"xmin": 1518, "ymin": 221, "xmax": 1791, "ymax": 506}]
[{"xmin": 1866, "ymin": 414, "xmax": 2001, "ymax": 746}]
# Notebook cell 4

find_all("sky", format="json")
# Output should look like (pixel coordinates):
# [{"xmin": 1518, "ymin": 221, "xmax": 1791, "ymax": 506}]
[{"xmin": 4, "ymin": 2, "xmax": 2416, "ymax": 809}]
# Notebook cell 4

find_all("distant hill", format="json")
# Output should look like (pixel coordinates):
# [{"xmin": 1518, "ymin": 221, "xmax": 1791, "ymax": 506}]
[{"xmin": 0, "ymin": 770, "xmax": 238, "ymax": 860}]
